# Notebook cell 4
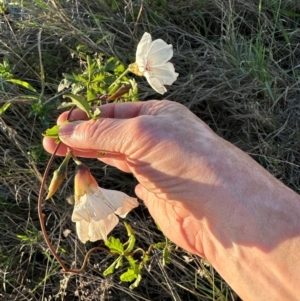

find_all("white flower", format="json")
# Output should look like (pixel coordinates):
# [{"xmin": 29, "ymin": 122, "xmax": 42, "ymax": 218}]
[
  {"xmin": 72, "ymin": 164, "xmax": 139, "ymax": 243},
  {"xmin": 129, "ymin": 32, "xmax": 178, "ymax": 94}
]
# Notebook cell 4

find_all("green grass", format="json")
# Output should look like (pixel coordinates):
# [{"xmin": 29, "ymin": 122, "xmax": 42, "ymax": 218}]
[{"xmin": 1, "ymin": 0, "xmax": 300, "ymax": 300}]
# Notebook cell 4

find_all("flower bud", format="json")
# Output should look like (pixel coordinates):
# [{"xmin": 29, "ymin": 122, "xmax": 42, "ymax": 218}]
[
  {"xmin": 46, "ymin": 152, "xmax": 71, "ymax": 200},
  {"xmin": 46, "ymin": 169, "xmax": 66, "ymax": 200}
]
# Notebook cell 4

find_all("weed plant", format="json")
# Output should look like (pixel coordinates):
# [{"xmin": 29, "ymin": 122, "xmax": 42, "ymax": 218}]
[{"xmin": 1, "ymin": 0, "xmax": 300, "ymax": 300}]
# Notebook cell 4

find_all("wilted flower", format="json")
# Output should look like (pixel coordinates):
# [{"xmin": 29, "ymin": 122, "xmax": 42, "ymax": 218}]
[
  {"xmin": 129, "ymin": 32, "xmax": 178, "ymax": 94},
  {"xmin": 72, "ymin": 163, "xmax": 139, "ymax": 243}
]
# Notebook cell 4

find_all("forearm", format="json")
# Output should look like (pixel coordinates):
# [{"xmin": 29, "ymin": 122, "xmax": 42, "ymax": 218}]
[
  {"xmin": 195, "ymin": 140, "xmax": 300, "ymax": 300},
  {"xmin": 208, "ymin": 191, "xmax": 300, "ymax": 300}
]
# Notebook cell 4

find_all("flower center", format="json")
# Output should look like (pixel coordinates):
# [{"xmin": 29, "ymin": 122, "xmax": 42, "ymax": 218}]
[{"xmin": 129, "ymin": 62, "xmax": 143, "ymax": 76}]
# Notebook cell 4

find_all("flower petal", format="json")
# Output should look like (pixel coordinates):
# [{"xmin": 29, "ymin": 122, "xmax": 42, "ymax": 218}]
[
  {"xmin": 136, "ymin": 32, "xmax": 152, "ymax": 72},
  {"xmin": 73, "ymin": 187, "xmax": 138, "ymax": 223},
  {"xmin": 72, "ymin": 192, "xmax": 110, "ymax": 222},
  {"xmin": 75, "ymin": 214, "xmax": 119, "ymax": 243},
  {"xmin": 144, "ymin": 62, "xmax": 178, "ymax": 94},
  {"xmin": 101, "ymin": 188, "xmax": 138, "ymax": 218},
  {"xmin": 144, "ymin": 73, "xmax": 167, "ymax": 94},
  {"xmin": 88, "ymin": 213, "xmax": 119, "ymax": 242},
  {"xmin": 147, "ymin": 39, "xmax": 173, "ymax": 67},
  {"xmin": 76, "ymin": 219, "xmax": 90, "ymax": 243},
  {"xmin": 72, "ymin": 208, "xmax": 90, "ymax": 222},
  {"xmin": 151, "ymin": 62, "xmax": 179, "ymax": 84},
  {"xmin": 114, "ymin": 196, "xmax": 139, "ymax": 218}
]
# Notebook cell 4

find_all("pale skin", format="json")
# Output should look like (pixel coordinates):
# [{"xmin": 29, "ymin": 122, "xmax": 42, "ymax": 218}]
[{"xmin": 43, "ymin": 100, "xmax": 300, "ymax": 301}]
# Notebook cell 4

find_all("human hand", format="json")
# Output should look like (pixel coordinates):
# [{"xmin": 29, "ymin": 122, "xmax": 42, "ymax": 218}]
[
  {"xmin": 43, "ymin": 100, "xmax": 300, "ymax": 300},
  {"xmin": 43, "ymin": 100, "xmax": 229, "ymax": 256},
  {"xmin": 43, "ymin": 100, "xmax": 294, "ymax": 261}
]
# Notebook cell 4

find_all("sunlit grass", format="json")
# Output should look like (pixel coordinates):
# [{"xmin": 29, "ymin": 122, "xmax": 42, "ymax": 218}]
[{"xmin": 1, "ymin": 0, "xmax": 300, "ymax": 300}]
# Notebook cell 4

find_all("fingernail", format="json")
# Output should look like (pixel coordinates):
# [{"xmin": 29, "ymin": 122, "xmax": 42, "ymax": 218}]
[{"xmin": 59, "ymin": 120, "xmax": 82, "ymax": 137}]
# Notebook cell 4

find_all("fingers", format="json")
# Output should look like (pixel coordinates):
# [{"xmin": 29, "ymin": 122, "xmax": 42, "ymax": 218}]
[
  {"xmin": 42, "ymin": 136, "xmax": 99, "ymax": 157},
  {"xmin": 57, "ymin": 117, "xmax": 137, "ymax": 154},
  {"xmin": 98, "ymin": 154, "xmax": 131, "ymax": 173},
  {"xmin": 44, "ymin": 101, "xmax": 153, "ymax": 154},
  {"xmin": 57, "ymin": 100, "xmax": 161, "ymax": 125},
  {"xmin": 135, "ymin": 183, "xmax": 147, "ymax": 201},
  {"xmin": 43, "ymin": 99, "xmax": 180, "ymax": 169}
]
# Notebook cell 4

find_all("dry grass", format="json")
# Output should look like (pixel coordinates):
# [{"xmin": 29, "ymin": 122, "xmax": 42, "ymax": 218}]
[{"xmin": 1, "ymin": 0, "xmax": 300, "ymax": 300}]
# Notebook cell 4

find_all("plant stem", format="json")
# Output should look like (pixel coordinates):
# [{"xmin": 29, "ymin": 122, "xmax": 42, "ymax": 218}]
[
  {"xmin": 109, "ymin": 68, "xmax": 130, "ymax": 89},
  {"xmin": 38, "ymin": 107, "xmax": 111, "ymax": 274},
  {"xmin": 38, "ymin": 141, "xmax": 70, "ymax": 271}
]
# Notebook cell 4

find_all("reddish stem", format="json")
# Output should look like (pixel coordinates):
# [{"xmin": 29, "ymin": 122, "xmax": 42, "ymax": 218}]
[{"xmin": 38, "ymin": 108, "xmax": 111, "ymax": 273}]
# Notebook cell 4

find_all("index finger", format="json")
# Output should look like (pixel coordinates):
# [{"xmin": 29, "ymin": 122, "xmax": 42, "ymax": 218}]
[{"xmin": 57, "ymin": 100, "xmax": 161, "ymax": 124}]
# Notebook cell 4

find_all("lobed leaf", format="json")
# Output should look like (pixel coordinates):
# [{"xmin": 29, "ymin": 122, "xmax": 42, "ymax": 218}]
[
  {"xmin": 43, "ymin": 124, "xmax": 60, "ymax": 139},
  {"xmin": 105, "ymin": 236, "xmax": 124, "ymax": 254}
]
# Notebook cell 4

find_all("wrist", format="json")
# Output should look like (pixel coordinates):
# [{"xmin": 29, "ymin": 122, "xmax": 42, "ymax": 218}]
[{"xmin": 191, "ymin": 140, "xmax": 300, "ymax": 300}]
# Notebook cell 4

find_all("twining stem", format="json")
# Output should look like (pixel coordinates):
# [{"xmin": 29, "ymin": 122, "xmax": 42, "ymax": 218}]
[
  {"xmin": 38, "ymin": 107, "xmax": 113, "ymax": 273},
  {"xmin": 38, "ymin": 141, "xmax": 70, "ymax": 271}
]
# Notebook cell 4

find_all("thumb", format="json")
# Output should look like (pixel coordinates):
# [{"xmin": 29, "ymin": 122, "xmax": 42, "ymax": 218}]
[
  {"xmin": 59, "ymin": 118, "xmax": 136, "ymax": 154},
  {"xmin": 135, "ymin": 184, "xmax": 148, "ymax": 202},
  {"xmin": 135, "ymin": 184, "xmax": 160, "ymax": 211}
]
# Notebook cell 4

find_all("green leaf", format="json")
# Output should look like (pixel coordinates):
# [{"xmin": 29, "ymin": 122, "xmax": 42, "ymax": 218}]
[
  {"xmin": 111, "ymin": 0, "xmax": 121, "ymax": 10},
  {"xmin": 58, "ymin": 78, "xmax": 72, "ymax": 92},
  {"xmin": 129, "ymin": 274, "xmax": 142, "ymax": 290},
  {"xmin": 115, "ymin": 255, "xmax": 123, "ymax": 269},
  {"xmin": 123, "ymin": 222, "xmax": 136, "ymax": 253},
  {"xmin": 153, "ymin": 242, "xmax": 166, "ymax": 249},
  {"xmin": 163, "ymin": 245, "xmax": 170, "ymax": 266},
  {"xmin": 120, "ymin": 268, "xmax": 137, "ymax": 282},
  {"xmin": 92, "ymin": 108, "xmax": 101, "ymax": 118},
  {"xmin": 7, "ymin": 79, "xmax": 37, "ymax": 92},
  {"xmin": 87, "ymin": 89, "xmax": 97, "ymax": 102},
  {"xmin": 72, "ymin": 83, "xmax": 85, "ymax": 95},
  {"xmin": 96, "ymin": 35, "xmax": 110, "ymax": 45},
  {"xmin": 103, "ymin": 256, "xmax": 123, "ymax": 276},
  {"xmin": 43, "ymin": 124, "xmax": 60, "ymax": 138},
  {"xmin": 61, "ymin": 72, "xmax": 76, "ymax": 81},
  {"xmin": 126, "ymin": 255, "xmax": 138, "ymax": 270},
  {"xmin": 105, "ymin": 236, "xmax": 124, "ymax": 254},
  {"xmin": 141, "ymin": 253, "xmax": 150, "ymax": 266},
  {"xmin": 91, "ymin": 74, "xmax": 105, "ymax": 83},
  {"xmin": 124, "ymin": 236, "xmax": 136, "ymax": 254},
  {"xmin": 63, "ymin": 94, "xmax": 92, "ymax": 118},
  {"xmin": 128, "ymin": 79, "xmax": 138, "ymax": 101},
  {"xmin": 124, "ymin": 222, "xmax": 135, "ymax": 236},
  {"xmin": 57, "ymin": 102, "xmax": 74, "ymax": 110},
  {"xmin": 105, "ymin": 57, "xmax": 118, "ymax": 72},
  {"xmin": 120, "ymin": 256, "xmax": 142, "ymax": 289},
  {"xmin": 281, "ymin": 9, "xmax": 300, "ymax": 17},
  {"xmin": 16, "ymin": 95, "xmax": 39, "ymax": 100},
  {"xmin": 115, "ymin": 63, "xmax": 125, "ymax": 74},
  {"xmin": 0, "ymin": 102, "xmax": 11, "ymax": 115}
]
